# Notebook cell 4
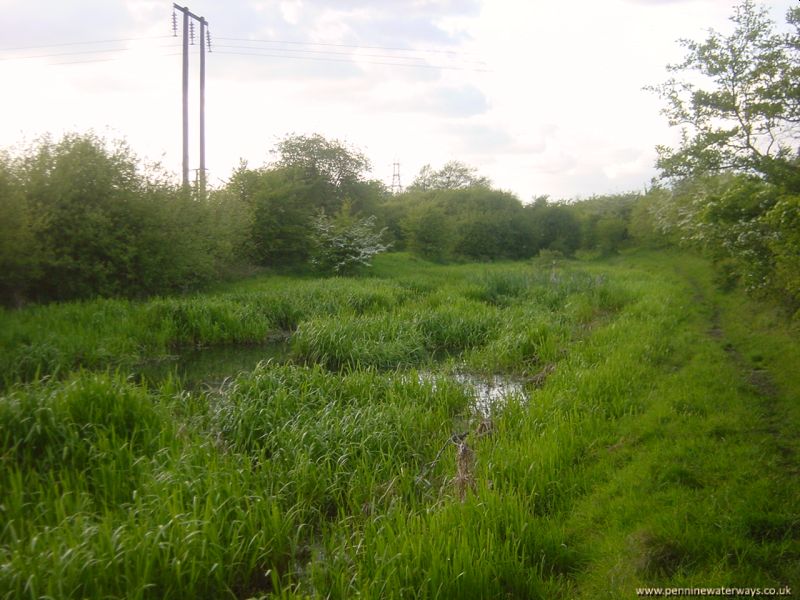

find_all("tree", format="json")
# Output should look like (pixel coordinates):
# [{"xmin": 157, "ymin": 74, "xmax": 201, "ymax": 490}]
[
  {"xmin": 649, "ymin": 0, "xmax": 800, "ymax": 190},
  {"xmin": 229, "ymin": 135, "xmax": 385, "ymax": 269},
  {"xmin": 402, "ymin": 202, "xmax": 453, "ymax": 261},
  {"xmin": 0, "ymin": 152, "xmax": 40, "ymax": 305},
  {"xmin": 764, "ymin": 194, "xmax": 800, "ymax": 309},
  {"xmin": 525, "ymin": 201, "xmax": 582, "ymax": 256},
  {"xmin": 228, "ymin": 165, "xmax": 319, "ymax": 267},
  {"xmin": 570, "ymin": 193, "xmax": 638, "ymax": 255},
  {"xmin": 408, "ymin": 161, "xmax": 491, "ymax": 191},
  {"xmin": 274, "ymin": 134, "xmax": 371, "ymax": 212}
]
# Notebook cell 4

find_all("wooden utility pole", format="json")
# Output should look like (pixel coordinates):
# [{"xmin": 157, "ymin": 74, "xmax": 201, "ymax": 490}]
[
  {"xmin": 199, "ymin": 16, "xmax": 206, "ymax": 196},
  {"xmin": 173, "ymin": 4, "xmax": 208, "ymax": 193},
  {"xmin": 181, "ymin": 7, "xmax": 189, "ymax": 187}
]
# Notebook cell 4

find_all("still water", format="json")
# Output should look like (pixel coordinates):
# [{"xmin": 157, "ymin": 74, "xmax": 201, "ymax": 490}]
[{"xmin": 135, "ymin": 342, "xmax": 528, "ymax": 415}]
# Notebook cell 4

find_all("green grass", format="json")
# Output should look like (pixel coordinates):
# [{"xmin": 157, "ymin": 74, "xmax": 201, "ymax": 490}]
[{"xmin": 1, "ymin": 251, "xmax": 797, "ymax": 598}]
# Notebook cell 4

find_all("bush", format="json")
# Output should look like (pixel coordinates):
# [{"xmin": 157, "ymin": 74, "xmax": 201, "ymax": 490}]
[
  {"xmin": 764, "ymin": 194, "xmax": 800, "ymax": 312},
  {"xmin": 310, "ymin": 205, "xmax": 391, "ymax": 274},
  {"xmin": 0, "ymin": 133, "xmax": 243, "ymax": 304}
]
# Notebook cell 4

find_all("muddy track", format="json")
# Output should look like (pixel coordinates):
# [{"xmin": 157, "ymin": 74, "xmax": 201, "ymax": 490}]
[
  {"xmin": 679, "ymin": 264, "xmax": 796, "ymax": 472},
  {"xmin": 705, "ymin": 298, "xmax": 796, "ymax": 472}
]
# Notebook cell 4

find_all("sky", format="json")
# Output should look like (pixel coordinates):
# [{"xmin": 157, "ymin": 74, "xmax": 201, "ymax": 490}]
[{"xmin": 0, "ymin": 0, "xmax": 795, "ymax": 201}]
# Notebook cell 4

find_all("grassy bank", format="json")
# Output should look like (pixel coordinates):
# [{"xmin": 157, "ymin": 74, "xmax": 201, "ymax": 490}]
[{"xmin": 1, "ymin": 252, "xmax": 797, "ymax": 598}]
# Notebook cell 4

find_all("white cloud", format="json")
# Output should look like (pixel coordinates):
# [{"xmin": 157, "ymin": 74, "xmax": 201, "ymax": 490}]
[
  {"xmin": 279, "ymin": 0, "xmax": 303, "ymax": 25},
  {"xmin": 0, "ymin": 0, "xmax": 795, "ymax": 198}
]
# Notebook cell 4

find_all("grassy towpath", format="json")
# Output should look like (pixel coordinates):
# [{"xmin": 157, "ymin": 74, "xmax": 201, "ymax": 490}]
[{"xmin": 557, "ymin": 252, "xmax": 799, "ymax": 597}]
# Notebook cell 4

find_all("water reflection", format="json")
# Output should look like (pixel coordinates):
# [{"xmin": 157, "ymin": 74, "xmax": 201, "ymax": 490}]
[
  {"xmin": 419, "ymin": 370, "xmax": 528, "ymax": 416},
  {"xmin": 133, "ymin": 340, "xmax": 291, "ymax": 389}
]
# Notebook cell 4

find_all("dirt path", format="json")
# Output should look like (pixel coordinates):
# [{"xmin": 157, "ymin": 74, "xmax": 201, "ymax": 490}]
[{"xmin": 701, "ymin": 285, "xmax": 797, "ymax": 473}]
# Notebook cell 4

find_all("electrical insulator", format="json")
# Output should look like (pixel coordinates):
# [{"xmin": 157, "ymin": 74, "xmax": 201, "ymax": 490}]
[
  {"xmin": 206, "ymin": 28, "xmax": 212, "ymax": 52},
  {"xmin": 172, "ymin": 9, "xmax": 178, "ymax": 36},
  {"xmin": 189, "ymin": 20, "xmax": 195, "ymax": 44}
]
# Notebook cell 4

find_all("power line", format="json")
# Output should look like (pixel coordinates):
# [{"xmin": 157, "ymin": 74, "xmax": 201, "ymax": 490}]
[
  {"xmin": 0, "ymin": 44, "xmax": 177, "ymax": 62},
  {"xmin": 0, "ymin": 35, "xmax": 173, "ymax": 53},
  {"xmin": 1, "ymin": 34, "xmax": 485, "ymax": 70},
  {"xmin": 51, "ymin": 52, "xmax": 181, "ymax": 66},
  {"xmin": 215, "ymin": 36, "xmax": 481, "ymax": 58},
  {"xmin": 2, "ymin": 34, "xmax": 483, "ymax": 64},
  {"xmin": 0, "ymin": 32, "xmax": 489, "ymax": 72},
  {"xmin": 214, "ymin": 43, "xmax": 431, "ymax": 63},
  {"xmin": 214, "ymin": 50, "xmax": 490, "ymax": 72}
]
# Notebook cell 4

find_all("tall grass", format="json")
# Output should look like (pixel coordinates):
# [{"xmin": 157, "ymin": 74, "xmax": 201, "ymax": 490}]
[
  {"xmin": 1, "ymin": 252, "xmax": 797, "ymax": 597},
  {"xmin": 0, "ymin": 276, "xmax": 414, "ymax": 386}
]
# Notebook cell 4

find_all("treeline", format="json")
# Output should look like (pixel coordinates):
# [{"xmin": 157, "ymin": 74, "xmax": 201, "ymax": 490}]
[
  {"xmin": 0, "ymin": 131, "xmax": 641, "ymax": 307},
  {"xmin": 0, "ymin": 133, "xmax": 398, "ymax": 306},
  {"xmin": 2, "ymin": 0, "xmax": 798, "ymax": 313},
  {"xmin": 1, "ymin": 130, "xmax": 798, "ymax": 315}
]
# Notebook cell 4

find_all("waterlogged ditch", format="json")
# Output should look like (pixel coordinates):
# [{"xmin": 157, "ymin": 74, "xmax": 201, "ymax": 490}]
[
  {"xmin": 135, "ymin": 340, "xmax": 533, "ymax": 415},
  {"xmin": 133, "ymin": 339, "xmax": 291, "ymax": 390},
  {"xmin": 417, "ymin": 370, "xmax": 530, "ymax": 417}
]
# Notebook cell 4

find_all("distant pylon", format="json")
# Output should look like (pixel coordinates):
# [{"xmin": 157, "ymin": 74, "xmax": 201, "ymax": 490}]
[{"xmin": 391, "ymin": 161, "xmax": 403, "ymax": 193}]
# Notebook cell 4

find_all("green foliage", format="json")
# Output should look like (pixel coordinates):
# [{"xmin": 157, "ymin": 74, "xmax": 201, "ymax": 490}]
[
  {"xmin": 228, "ymin": 164, "xmax": 319, "ymax": 266},
  {"xmin": 0, "ymin": 372, "xmax": 163, "ymax": 472},
  {"xmin": 643, "ymin": 1, "xmax": 800, "ymax": 311},
  {"xmin": 292, "ymin": 312, "xmax": 427, "ymax": 370},
  {"xmin": 646, "ymin": 173, "xmax": 800, "ymax": 310},
  {"xmin": 397, "ymin": 187, "xmax": 546, "ymax": 261},
  {"xmin": 525, "ymin": 200, "xmax": 582, "ymax": 256},
  {"xmin": 764, "ymin": 194, "xmax": 800, "ymax": 311},
  {"xmin": 408, "ymin": 160, "xmax": 491, "ymax": 191},
  {"xmin": 566, "ymin": 193, "xmax": 639, "ymax": 255},
  {"xmin": 401, "ymin": 200, "xmax": 454, "ymax": 261},
  {"xmin": 412, "ymin": 295, "xmax": 499, "ymax": 355},
  {"xmin": 226, "ymin": 135, "xmax": 387, "ymax": 270},
  {"xmin": 0, "ymin": 152, "xmax": 40, "ymax": 305},
  {"xmin": 628, "ymin": 188, "xmax": 673, "ymax": 248},
  {"xmin": 649, "ymin": 0, "xmax": 800, "ymax": 188},
  {"xmin": 0, "ymin": 133, "xmax": 241, "ymax": 305},
  {"xmin": 274, "ymin": 133, "xmax": 371, "ymax": 211}
]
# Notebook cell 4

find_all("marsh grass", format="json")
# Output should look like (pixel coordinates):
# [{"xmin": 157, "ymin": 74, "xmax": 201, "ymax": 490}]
[{"xmin": 1, "ymin": 252, "xmax": 798, "ymax": 598}]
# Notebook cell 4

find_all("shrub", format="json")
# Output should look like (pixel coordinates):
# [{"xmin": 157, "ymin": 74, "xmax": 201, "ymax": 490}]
[{"xmin": 309, "ymin": 205, "xmax": 391, "ymax": 274}]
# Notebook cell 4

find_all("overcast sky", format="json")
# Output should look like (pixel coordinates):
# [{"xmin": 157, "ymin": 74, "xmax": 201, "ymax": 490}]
[{"xmin": 0, "ymin": 0, "xmax": 795, "ymax": 200}]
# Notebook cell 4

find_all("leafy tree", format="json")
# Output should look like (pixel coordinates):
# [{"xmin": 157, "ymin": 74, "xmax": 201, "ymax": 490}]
[
  {"xmin": 396, "ymin": 187, "xmax": 533, "ymax": 261},
  {"xmin": 645, "ymin": 1, "xmax": 800, "ymax": 312},
  {"xmin": 649, "ymin": 0, "xmax": 800, "ymax": 189},
  {"xmin": 19, "ymin": 133, "xmax": 144, "ymax": 299},
  {"xmin": 274, "ymin": 134, "xmax": 371, "ymax": 212},
  {"xmin": 309, "ymin": 203, "xmax": 391, "ymax": 274},
  {"xmin": 408, "ymin": 161, "xmax": 491, "ymax": 191},
  {"xmin": 569, "ymin": 193, "xmax": 638, "ymax": 255},
  {"xmin": 0, "ymin": 152, "xmax": 40, "ymax": 305},
  {"xmin": 445, "ymin": 188, "xmax": 532, "ymax": 260},
  {"xmin": 627, "ymin": 188, "xmax": 672, "ymax": 249},
  {"xmin": 525, "ymin": 201, "xmax": 582, "ymax": 256},
  {"xmin": 228, "ymin": 164, "xmax": 319, "ymax": 266},
  {"xmin": 205, "ymin": 185, "xmax": 254, "ymax": 268},
  {"xmin": 229, "ymin": 135, "xmax": 384, "ymax": 269},
  {"xmin": 402, "ymin": 202, "xmax": 453, "ymax": 261}
]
